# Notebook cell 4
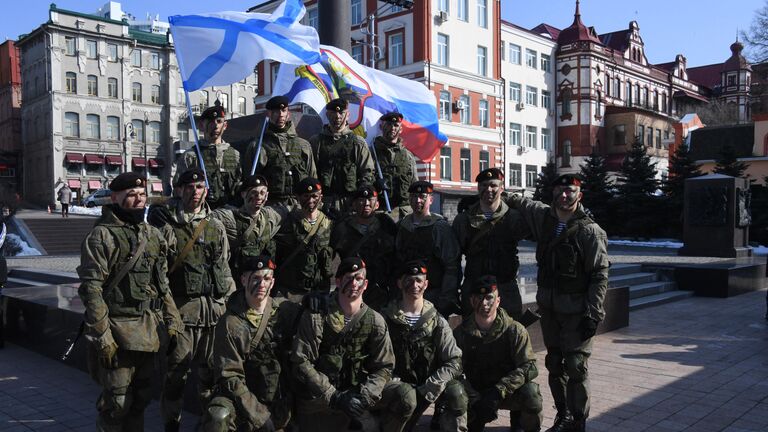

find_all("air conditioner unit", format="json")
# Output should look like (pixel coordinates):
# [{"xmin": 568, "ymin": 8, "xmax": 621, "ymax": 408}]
[
  {"xmin": 438, "ymin": 11, "xmax": 449, "ymax": 22},
  {"xmin": 516, "ymin": 102, "xmax": 526, "ymax": 111},
  {"xmin": 517, "ymin": 146, "xmax": 527, "ymax": 155},
  {"xmin": 455, "ymin": 99, "xmax": 467, "ymax": 110}
]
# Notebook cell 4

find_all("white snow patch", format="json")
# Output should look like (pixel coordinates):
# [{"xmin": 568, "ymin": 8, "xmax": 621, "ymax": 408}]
[
  {"xmin": 68, "ymin": 205, "xmax": 102, "ymax": 216},
  {"xmin": 6, "ymin": 233, "xmax": 42, "ymax": 256},
  {"xmin": 608, "ymin": 239, "xmax": 683, "ymax": 249}
]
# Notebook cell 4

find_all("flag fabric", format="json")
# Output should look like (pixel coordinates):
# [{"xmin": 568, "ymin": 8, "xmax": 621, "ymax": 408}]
[
  {"xmin": 169, "ymin": 0, "xmax": 321, "ymax": 92},
  {"xmin": 273, "ymin": 45, "xmax": 448, "ymax": 162}
]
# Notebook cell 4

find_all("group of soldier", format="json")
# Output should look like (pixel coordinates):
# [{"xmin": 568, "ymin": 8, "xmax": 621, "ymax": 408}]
[{"xmin": 77, "ymin": 94, "xmax": 609, "ymax": 432}]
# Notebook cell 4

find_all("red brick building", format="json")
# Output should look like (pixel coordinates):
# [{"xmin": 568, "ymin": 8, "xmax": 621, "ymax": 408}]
[{"xmin": 0, "ymin": 40, "xmax": 21, "ymax": 191}]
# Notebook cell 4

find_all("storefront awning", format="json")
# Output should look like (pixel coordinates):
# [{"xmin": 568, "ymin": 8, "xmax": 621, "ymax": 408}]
[
  {"xmin": 84, "ymin": 154, "xmax": 105, "ymax": 165},
  {"xmin": 105, "ymin": 155, "xmax": 123, "ymax": 166},
  {"xmin": 67, "ymin": 179, "xmax": 81, "ymax": 189},
  {"xmin": 132, "ymin": 157, "xmax": 146, "ymax": 168},
  {"xmin": 152, "ymin": 182, "xmax": 164, "ymax": 192},
  {"xmin": 65, "ymin": 152, "xmax": 83, "ymax": 164},
  {"xmin": 148, "ymin": 158, "xmax": 165, "ymax": 168},
  {"xmin": 87, "ymin": 180, "xmax": 102, "ymax": 190}
]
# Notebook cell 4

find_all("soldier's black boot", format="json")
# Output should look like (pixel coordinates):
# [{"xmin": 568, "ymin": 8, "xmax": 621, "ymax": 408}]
[
  {"xmin": 509, "ymin": 410, "xmax": 524, "ymax": 432},
  {"xmin": 430, "ymin": 403, "xmax": 445, "ymax": 430},
  {"xmin": 568, "ymin": 418, "xmax": 586, "ymax": 432},
  {"xmin": 544, "ymin": 412, "xmax": 573, "ymax": 432}
]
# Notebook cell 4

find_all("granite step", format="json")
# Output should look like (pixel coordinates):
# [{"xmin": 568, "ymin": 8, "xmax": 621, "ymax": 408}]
[{"xmin": 629, "ymin": 290, "xmax": 694, "ymax": 311}]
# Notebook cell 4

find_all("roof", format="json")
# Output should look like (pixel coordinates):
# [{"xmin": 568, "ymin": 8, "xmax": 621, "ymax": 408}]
[
  {"xmin": 49, "ymin": 3, "xmax": 125, "ymax": 26},
  {"xmin": 686, "ymin": 64, "xmax": 723, "ymax": 88},
  {"xmin": 689, "ymin": 124, "xmax": 754, "ymax": 160},
  {"xmin": 599, "ymin": 29, "xmax": 631, "ymax": 52},
  {"xmin": 723, "ymin": 41, "xmax": 751, "ymax": 71},
  {"xmin": 128, "ymin": 28, "xmax": 169, "ymax": 47},
  {"xmin": 654, "ymin": 62, "xmax": 675, "ymax": 73},
  {"xmin": 530, "ymin": 23, "xmax": 561, "ymax": 40},
  {"xmin": 501, "ymin": 20, "xmax": 559, "ymax": 43},
  {"xmin": 557, "ymin": 1, "xmax": 601, "ymax": 45}
]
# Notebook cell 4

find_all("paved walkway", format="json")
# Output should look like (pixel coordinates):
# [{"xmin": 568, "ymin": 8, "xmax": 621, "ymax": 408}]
[{"xmin": 2, "ymin": 290, "xmax": 767, "ymax": 431}]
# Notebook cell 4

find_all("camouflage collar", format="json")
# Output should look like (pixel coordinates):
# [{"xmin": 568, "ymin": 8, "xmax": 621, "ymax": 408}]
[
  {"xmin": 467, "ymin": 200, "xmax": 508, "ymax": 228},
  {"xmin": 382, "ymin": 299, "xmax": 436, "ymax": 328},
  {"xmin": 399, "ymin": 213, "xmax": 443, "ymax": 231},
  {"xmin": 461, "ymin": 308, "xmax": 512, "ymax": 341}
]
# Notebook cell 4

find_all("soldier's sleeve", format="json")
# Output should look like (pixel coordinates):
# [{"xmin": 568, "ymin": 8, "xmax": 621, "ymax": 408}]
[
  {"xmin": 451, "ymin": 213, "xmax": 469, "ymax": 252},
  {"xmin": 434, "ymin": 221, "xmax": 462, "ymax": 311},
  {"xmin": 301, "ymin": 138, "xmax": 318, "ymax": 179},
  {"xmin": 291, "ymin": 311, "xmax": 337, "ymax": 403},
  {"xmin": 355, "ymin": 137, "xmax": 375, "ymax": 187},
  {"xmin": 212, "ymin": 218, "xmax": 237, "ymax": 298},
  {"xmin": 581, "ymin": 224, "xmax": 609, "ymax": 322},
  {"xmin": 496, "ymin": 322, "xmax": 538, "ymax": 396},
  {"xmin": 408, "ymin": 150, "xmax": 419, "ymax": 182},
  {"xmin": 211, "ymin": 208, "xmax": 237, "ymax": 244},
  {"xmin": 358, "ymin": 312, "xmax": 395, "ymax": 407},
  {"xmin": 418, "ymin": 315, "xmax": 463, "ymax": 403},
  {"xmin": 309, "ymin": 135, "xmax": 320, "ymax": 167},
  {"xmin": 76, "ymin": 227, "xmax": 117, "ymax": 349},
  {"xmin": 507, "ymin": 195, "xmax": 550, "ymax": 242},
  {"xmin": 156, "ymin": 232, "xmax": 182, "ymax": 333}
]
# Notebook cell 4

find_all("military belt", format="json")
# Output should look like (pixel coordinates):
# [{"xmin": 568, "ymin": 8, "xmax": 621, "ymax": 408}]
[{"xmin": 142, "ymin": 297, "xmax": 164, "ymax": 311}]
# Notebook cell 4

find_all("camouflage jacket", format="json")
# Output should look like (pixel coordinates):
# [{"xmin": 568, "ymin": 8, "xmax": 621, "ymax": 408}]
[
  {"xmin": 212, "ymin": 205, "xmax": 285, "ymax": 278},
  {"xmin": 175, "ymin": 140, "xmax": 242, "ymax": 209},
  {"xmin": 310, "ymin": 125, "xmax": 375, "ymax": 197},
  {"xmin": 274, "ymin": 208, "xmax": 333, "ymax": 295},
  {"xmin": 372, "ymin": 136, "xmax": 418, "ymax": 209}
]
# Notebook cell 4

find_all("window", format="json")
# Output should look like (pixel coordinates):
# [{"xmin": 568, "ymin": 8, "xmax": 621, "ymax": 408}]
[
  {"xmin": 108, "ymin": 78, "xmax": 118, "ymax": 98},
  {"xmin": 388, "ymin": 32, "xmax": 404, "ymax": 68},
  {"xmin": 86, "ymin": 75, "xmax": 98, "ymax": 96},
  {"xmin": 509, "ymin": 44, "xmax": 521, "ymax": 64},
  {"xmin": 86, "ymin": 114, "xmax": 100, "ymax": 139},
  {"xmin": 150, "ymin": 52, "xmax": 160, "ymax": 70},
  {"xmin": 238, "ymin": 97, "xmax": 247, "ymax": 114},
  {"xmin": 459, "ymin": 95, "xmax": 470, "ymax": 124},
  {"xmin": 148, "ymin": 121, "xmax": 161, "ymax": 144},
  {"xmin": 460, "ymin": 149, "xmax": 471, "ymax": 182},
  {"xmin": 151, "ymin": 85, "xmax": 161, "ymax": 104},
  {"xmin": 439, "ymin": 0, "xmax": 449, "ymax": 13},
  {"xmin": 132, "ymin": 120, "xmax": 145, "ymax": 143},
  {"xmin": 526, "ymin": 165, "xmax": 538, "ymax": 188},
  {"xmin": 86, "ymin": 40, "xmax": 97, "ymax": 59},
  {"xmin": 220, "ymin": 93, "xmax": 229, "ymax": 111},
  {"xmin": 132, "ymin": 83, "xmax": 142, "ymax": 102},
  {"xmin": 270, "ymin": 63, "xmax": 280, "ymax": 90},
  {"xmin": 107, "ymin": 43, "xmax": 118, "ymax": 61},
  {"xmin": 351, "ymin": 0, "xmax": 362, "ymax": 24},
  {"xmin": 643, "ymin": 87, "xmax": 649, "ymax": 108},
  {"xmin": 65, "ymin": 72, "xmax": 77, "ymax": 93},
  {"xmin": 634, "ymin": 83, "xmax": 640, "ymax": 105},
  {"xmin": 509, "ymin": 82, "xmax": 521, "ymax": 102},
  {"xmin": 542, "ymin": 90, "xmax": 551, "ymax": 110},
  {"xmin": 653, "ymin": 90, "xmax": 659, "ymax": 110},
  {"xmin": 106, "ymin": 116, "xmax": 120, "ymax": 140},
  {"xmin": 106, "ymin": 160, "xmax": 122, "ymax": 176},
  {"xmin": 178, "ymin": 122, "xmax": 190, "ymax": 142},
  {"xmin": 64, "ymin": 112, "xmax": 79, "ymax": 137},
  {"xmin": 605, "ymin": 75, "xmax": 611, "ymax": 97},
  {"xmin": 541, "ymin": 54, "xmax": 551, "ymax": 72},
  {"xmin": 509, "ymin": 163, "xmax": 522, "ymax": 187},
  {"xmin": 647, "ymin": 127, "xmax": 653, "ymax": 147},
  {"xmin": 525, "ymin": 126, "xmax": 537, "ymax": 148},
  {"xmin": 440, "ymin": 147, "xmax": 452, "ymax": 180},
  {"xmin": 614, "ymin": 78, "xmax": 621, "ymax": 99},
  {"xmin": 500, "ymin": 41, "xmax": 505, "ymax": 61},
  {"xmin": 562, "ymin": 140, "xmax": 571, "ymax": 167},
  {"xmin": 656, "ymin": 129, "xmax": 662, "ymax": 148},
  {"xmin": 131, "ymin": 49, "xmax": 142, "ymax": 67},
  {"xmin": 457, "ymin": 0, "xmax": 468, "ymax": 21},
  {"xmin": 509, "ymin": 123, "xmax": 521, "ymax": 146},
  {"xmin": 526, "ymin": 49, "xmax": 537, "ymax": 69},
  {"xmin": 662, "ymin": 93, "xmax": 668, "ymax": 112},
  {"xmin": 64, "ymin": 36, "xmax": 76, "ymax": 55},
  {"xmin": 596, "ymin": 91, "xmax": 602, "ymax": 116},
  {"xmin": 479, "ymin": 100, "xmax": 489, "ymax": 128},
  {"xmin": 477, "ymin": 46, "xmax": 487, "ymax": 76},
  {"xmin": 439, "ymin": 91, "xmax": 451, "ymax": 120},
  {"xmin": 477, "ymin": 0, "xmax": 487, "ymax": 28},
  {"xmin": 614, "ymin": 125, "xmax": 626, "ymax": 146},
  {"xmin": 437, "ymin": 34, "xmax": 449, "ymax": 66},
  {"xmin": 637, "ymin": 125, "xmax": 645, "ymax": 144},
  {"xmin": 352, "ymin": 45, "xmax": 363, "ymax": 63},
  {"xmin": 307, "ymin": 8, "xmax": 318, "ymax": 30},
  {"xmin": 86, "ymin": 159, "xmax": 103, "ymax": 176},
  {"xmin": 177, "ymin": 87, "xmax": 186, "ymax": 105},
  {"xmin": 626, "ymin": 81, "xmax": 633, "ymax": 106},
  {"xmin": 727, "ymin": 74, "xmax": 736, "ymax": 86},
  {"xmin": 562, "ymin": 91, "xmax": 571, "ymax": 115},
  {"xmin": 479, "ymin": 151, "xmax": 489, "ymax": 172},
  {"xmin": 541, "ymin": 128, "xmax": 551, "ymax": 151},
  {"xmin": 525, "ymin": 86, "xmax": 538, "ymax": 106}
]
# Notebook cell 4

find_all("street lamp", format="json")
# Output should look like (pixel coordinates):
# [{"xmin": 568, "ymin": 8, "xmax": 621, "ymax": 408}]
[
  {"xmin": 143, "ymin": 113, "xmax": 150, "ymax": 182},
  {"xmin": 124, "ymin": 122, "xmax": 135, "ymax": 175}
]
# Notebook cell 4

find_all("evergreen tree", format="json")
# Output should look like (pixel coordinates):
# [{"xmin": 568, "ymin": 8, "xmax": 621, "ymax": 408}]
[
  {"xmin": 579, "ymin": 152, "xmax": 614, "ymax": 225},
  {"xmin": 615, "ymin": 140, "xmax": 660, "ymax": 238},
  {"xmin": 713, "ymin": 145, "xmax": 749, "ymax": 178},
  {"xmin": 616, "ymin": 139, "xmax": 659, "ymax": 196},
  {"xmin": 663, "ymin": 144, "xmax": 703, "ymax": 199},
  {"xmin": 532, "ymin": 162, "xmax": 558, "ymax": 203}
]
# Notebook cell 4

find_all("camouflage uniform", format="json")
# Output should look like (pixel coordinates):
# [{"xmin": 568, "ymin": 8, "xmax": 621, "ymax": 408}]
[
  {"xmin": 274, "ymin": 208, "xmax": 333, "ymax": 299},
  {"xmin": 377, "ymin": 299, "xmax": 467, "ymax": 432},
  {"xmin": 452, "ymin": 201, "xmax": 530, "ymax": 319},
  {"xmin": 509, "ymin": 195, "xmax": 609, "ymax": 427},
  {"xmin": 203, "ymin": 291, "xmax": 302, "ymax": 431},
  {"xmin": 372, "ymin": 136, "xmax": 418, "ymax": 219},
  {"xmin": 454, "ymin": 308, "xmax": 542, "ymax": 432},
  {"xmin": 176, "ymin": 140, "xmax": 242, "ymax": 209},
  {"xmin": 244, "ymin": 121, "xmax": 317, "ymax": 209},
  {"xmin": 291, "ymin": 294, "xmax": 395, "ymax": 430},
  {"xmin": 395, "ymin": 214, "xmax": 462, "ymax": 317},
  {"xmin": 78, "ymin": 205, "xmax": 182, "ymax": 431},
  {"xmin": 310, "ymin": 125, "xmax": 375, "ymax": 217},
  {"xmin": 330, "ymin": 213, "xmax": 397, "ymax": 311},
  {"xmin": 149, "ymin": 198, "xmax": 237, "ymax": 427}
]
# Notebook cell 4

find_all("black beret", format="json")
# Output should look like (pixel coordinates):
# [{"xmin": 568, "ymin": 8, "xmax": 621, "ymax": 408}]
[
  {"xmin": 240, "ymin": 175, "xmax": 269, "ymax": 192},
  {"xmin": 110, "ymin": 172, "xmax": 145, "ymax": 192},
  {"xmin": 470, "ymin": 275, "xmax": 498, "ymax": 296},
  {"xmin": 353, "ymin": 184, "xmax": 378, "ymax": 200},
  {"xmin": 201, "ymin": 104, "xmax": 226, "ymax": 121},
  {"xmin": 325, "ymin": 97, "xmax": 348, "ymax": 112},
  {"xmin": 380, "ymin": 111, "xmax": 403, "ymax": 123},
  {"xmin": 336, "ymin": 256, "xmax": 366, "ymax": 278},
  {"xmin": 294, "ymin": 177, "xmax": 322, "ymax": 195},
  {"xmin": 241, "ymin": 255, "xmax": 276, "ymax": 272},
  {"xmin": 176, "ymin": 168, "xmax": 206, "ymax": 186},
  {"xmin": 265, "ymin": 95, "xmax": 290, "ymax": 110},
  {"xmin": 476, "ymin": 167, "xmax": 505, "ymax": 183},
  {"xmin": 408, "ymin": 180, "xmax": 434, "ymax": 194},
  {"xmin": 552, "ymin": 174, "xmax": 583, "ymax": 187},
  {"xmin": 400, "ymin": 259, "xmax": 428, "ymax": 278}
]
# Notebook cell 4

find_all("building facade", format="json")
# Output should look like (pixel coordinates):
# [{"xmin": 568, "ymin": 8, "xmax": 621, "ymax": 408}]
[{"xmin": 0, "ymin": 40, "xmax": 22, "ymax": 193}]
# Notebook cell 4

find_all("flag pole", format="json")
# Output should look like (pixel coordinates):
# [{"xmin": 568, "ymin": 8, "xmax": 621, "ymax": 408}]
[
  {"xmin": 183, "ymin": 90, "xmax": 210, "ymax": 189},
  {"xmin": 250, "ymin": 116, "xmax": 269, "ymax": 176},
  {"xmin": 369, "ymin": 142, "xmax": 392, "ymax": 212}
]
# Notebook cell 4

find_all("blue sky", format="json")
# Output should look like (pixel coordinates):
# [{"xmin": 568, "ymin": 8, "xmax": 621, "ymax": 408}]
[{"xmin": 5, "ymin": 0, "xmax": 765, "ymax": 67}]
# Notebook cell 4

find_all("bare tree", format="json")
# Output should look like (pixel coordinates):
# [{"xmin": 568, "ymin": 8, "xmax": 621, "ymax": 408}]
[{"xmin": 742, "ymin": 0, "xmax": 768, "ymax": 62}]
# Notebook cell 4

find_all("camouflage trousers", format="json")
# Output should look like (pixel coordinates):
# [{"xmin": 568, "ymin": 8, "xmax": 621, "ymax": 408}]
[
  {"xmin": 466, "ymin": 382, "xmax": 542, "ymax": 432},
  {"xmin": 376, "ymin": 379, "xmax": 468, "ymax": 432}
]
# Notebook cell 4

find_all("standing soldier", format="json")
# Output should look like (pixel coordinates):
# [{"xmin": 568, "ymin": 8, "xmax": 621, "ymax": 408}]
[
  {"xmin": 244, "ymin": 95, "xmax": 317, "ymax": 210},
  {"xmin": 395, "ymin": 181, "xmax": 461, "ymax": 317},
  {"xmin": 509, "ymin": 174, "xmax": 609, "ymax": 432},
  {"xmin": 330, "ymin": 184, "xmax": 397, "ymax": 311},
  {"xmin": 203, "ymin": 256, "xmax": 301, "ymax": 432},
  {"xmin": 292, "ymin": 257, "xmax": 395, "ymax": 431},
  {"xmin": 176, "ymin": 101, "xmax": 242, "ymax": 209},
  {"xmin": 377, "ymin": 260, "xmax": 467, "ymax": 432},
  {"xmin": 149, "ymin": 168, "xmax": 237, "ymax": 431},
  {"xmin": 274, "ymin": 177, "xmax": 333, "ymax": 301},
  {"xmin": 310, "ymin": 98, "xmax": 374, "ymax": 218},
  {"xmin": 453, "ymin": 168, "xmax": 529, "ymax": 319},
  {"xmin": 455, "ymin": 275, "xmax": 543, "ymax": 432},
  {"xmin": 372, "ymin": 111, "xmax": 418, "ymax": 220},
  {"xmin": 77, "ymin": 172, "xmax": 182, "ymax": 430}
]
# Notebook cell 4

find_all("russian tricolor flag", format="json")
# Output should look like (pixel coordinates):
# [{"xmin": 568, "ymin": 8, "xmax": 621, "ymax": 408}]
[{"xmin": 273, "ymin": 45, "xmax": 448, "ymax": 162}]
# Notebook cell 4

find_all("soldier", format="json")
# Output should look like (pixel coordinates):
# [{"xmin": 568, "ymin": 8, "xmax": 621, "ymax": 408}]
[
  {"xmin": 77, "ymin": 172, "xmax": 182, "ymax": 430},
  {"xmin": 212, "ymin": 175, "xmax": 284, "ymax": 281},
  {"xmin": 310, "ymin": 97, "xmax": 375, "ymax": 218},
  {"xmin": 508, "ymin": 174, "xmax": 609, "ymax": 432},
  {"xmin": 455, "ymin": 275, "xmax": 543, "ymax": 432},
  {"xmin": 291, "ymin": 257, "xmax": 395, "ymax": 431},
  {"xmin": 175, "ymin": 101, "xmax": 242, "ymax": 209},
  {"xmin": 453, "ymin": 168, "xmax": 529, "ymax": 320},
  {"xmin": 244, "ymin": 95, "xmax": 317, "ymax": 210},
  {"xmin": 273, "ymin": 177, "xmax": 333, "ymax": 301},
  {"xmin": 203, "ymin": 255, "xmax": 301, "ymax": 432},
  {"xmin": 330, "ymin": 184, "xmax": 397, "ymax": 311},
  {"xmin": 377, "ymin": 260, "xmax": 467, "ymax": 432},
  {"xmin": 372, "ymin": 111, "xmax": 418, "ymax": 220},
  {"xmin": 395, "ymin": 180, "xmax": 461, "ymax": 317},
  {"xmin": 149, "ymin": 168, "xmax": 237, "ymax": 431}
]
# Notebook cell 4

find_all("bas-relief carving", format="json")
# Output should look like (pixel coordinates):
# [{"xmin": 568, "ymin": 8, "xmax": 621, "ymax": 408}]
[
  {"xmin": 77, "ymin": 53, "xmax": 86, "ymax": 73},
  {"xmin": 98, "ymin": 56, "xmax": 107, "ymax": 76},
  {"xmin": 736, "ymin": 187, "xmax": 752, "ymax": 228},
  {"xmin": 689, "ymin": 186, "xmax": 728, "ymax": 227}
]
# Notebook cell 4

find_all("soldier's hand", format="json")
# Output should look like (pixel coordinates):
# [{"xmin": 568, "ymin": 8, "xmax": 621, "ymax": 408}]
[
  {"xmin": 257, "ymin": 417, "xmax": 276, "ymax": 432},
  {"xmin": 415, "ymin": 384, "xmax": 431, "ymax": 403},
  {"xmin": 473, "ymin": 387, "xmax": 502, "ymax": 424},
  {"xmin": 374, "ymin": 178, "xmax": 389, "ymax": 192},
  {"xmin": 302, "ymin": 290, "xmax": 331, "ymax": 314},
  {"xmin": 330, "ymin": 390, "xmax": 367, "ymax": 419},
  {"xmin": 166, "ymin": 328, "xmax": 178, "ymax": 356},
  {"xmin": 98, "ymin": 342, "xmax": 118, "ymax": 369},
  {"xmin": 580, "ymin": 317, "xmax": 599, "ymax": 341}
]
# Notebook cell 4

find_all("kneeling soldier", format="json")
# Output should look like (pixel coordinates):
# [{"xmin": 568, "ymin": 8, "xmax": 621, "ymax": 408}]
[
  {"xmin": 455, "ymin": 275, "xmax": 543, "ymax": 432},
  {"xmin": 204, "ymin": 256, "xmax": 301, "ymax": 432},
  {"xmin": 377, "ymin": 260, "xmax": 467, "ymax": 432}
]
